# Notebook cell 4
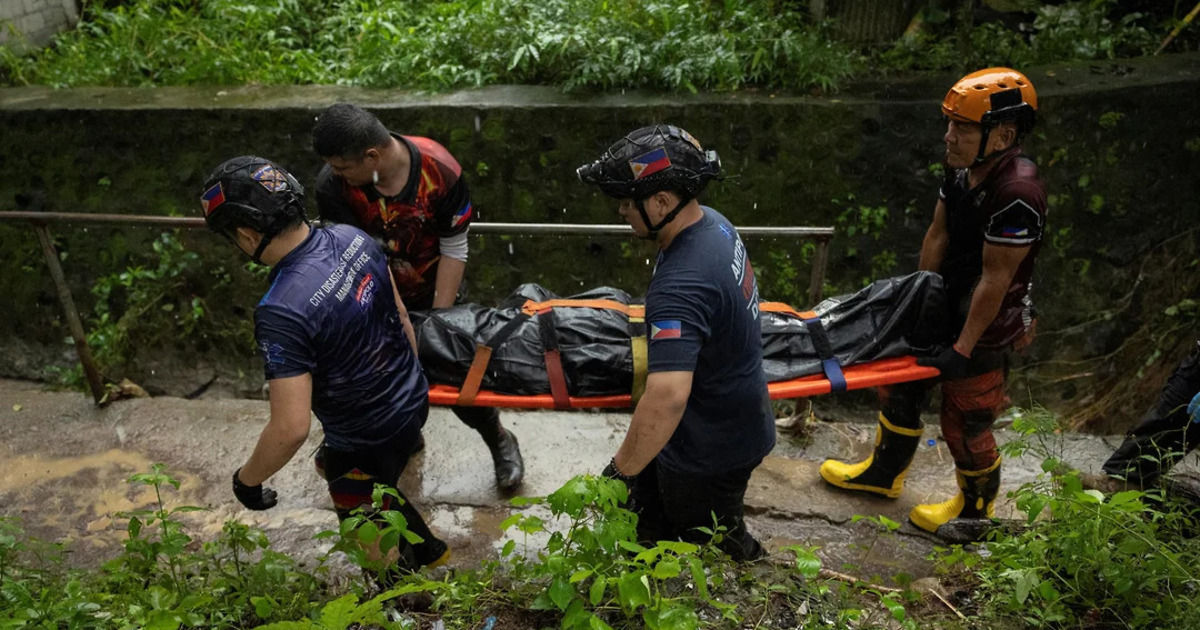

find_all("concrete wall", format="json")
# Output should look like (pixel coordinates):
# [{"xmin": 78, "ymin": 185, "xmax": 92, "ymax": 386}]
[
  {"xmin": 1, "ymin": 53, "xmax": 1197, "ymax": 425},
  {"xmin": 0, "ymin": 0, "xmax": 78, "ymax": 50}
]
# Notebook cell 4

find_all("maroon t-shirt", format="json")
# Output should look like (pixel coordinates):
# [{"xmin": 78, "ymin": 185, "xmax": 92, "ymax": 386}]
[{"xmin": 938, "ymin": 148, "xmax": 1047, "ymax": 349}]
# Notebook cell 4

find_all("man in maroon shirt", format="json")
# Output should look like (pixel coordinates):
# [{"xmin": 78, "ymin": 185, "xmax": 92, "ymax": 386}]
[
  {"xmin": 820, "ymin": 68, "xmax": 1047, "ymax": 535},
  {"xmin": 312, "ymin": 103, "xmax": 524, "ymax": 492}
]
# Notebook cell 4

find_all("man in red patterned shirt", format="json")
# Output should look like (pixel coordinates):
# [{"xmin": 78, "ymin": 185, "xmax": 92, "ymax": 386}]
[{"xmin": 312, "ymin": 103, "xmax": 524, "ymax": 491}]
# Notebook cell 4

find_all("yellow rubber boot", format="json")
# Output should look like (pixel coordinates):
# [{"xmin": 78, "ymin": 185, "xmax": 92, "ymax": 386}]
[
  {"xmin": 909, "ymin": 458, "xmax": 1002, "ymax": 533},
  {"xmin": 820, "ymin": 413, "xmax": 923, "ymax": 498}
]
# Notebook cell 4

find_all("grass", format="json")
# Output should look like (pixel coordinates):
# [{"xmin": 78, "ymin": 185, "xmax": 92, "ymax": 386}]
[{"xmin": 0, "ymin": 0, "xmax": 1180, "ymax": 93}]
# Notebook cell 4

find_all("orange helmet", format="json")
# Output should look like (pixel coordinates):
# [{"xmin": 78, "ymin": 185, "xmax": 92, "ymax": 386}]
[{"xmin": 942, "ymin": 67, "xmax": 1037, "ymax": 132}]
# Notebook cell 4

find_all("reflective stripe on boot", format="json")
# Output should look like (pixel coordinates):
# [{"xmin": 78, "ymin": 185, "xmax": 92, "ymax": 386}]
[
  {"xmin": 819, "ymin": 413, "xmax": 923, "ymax": 499},
  {"xmin": 909, "ymin": 458, "xmax": 1002, "ymax": 534}
]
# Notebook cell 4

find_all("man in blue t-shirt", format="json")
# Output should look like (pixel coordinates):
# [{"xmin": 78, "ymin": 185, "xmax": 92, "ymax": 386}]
[
  {"xmin": 198, "ymin": 156, "xmax": 448, "ymax": 572},
  {"xmin": 578, "ymin": 125, "xmax": 776, "ymax": 560}
]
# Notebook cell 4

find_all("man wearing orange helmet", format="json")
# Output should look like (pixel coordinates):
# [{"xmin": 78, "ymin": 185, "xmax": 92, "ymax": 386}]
[{"xmin": 820, "ymin": 68, "xmax": 1046, "ymax": 536}]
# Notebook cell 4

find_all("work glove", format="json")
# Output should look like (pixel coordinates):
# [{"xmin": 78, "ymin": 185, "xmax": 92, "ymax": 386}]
[
  {"xmin": 917, "ymin": 344, "xmax": 971, "ymax": 380},
  {"xmin": 601, "ymin": 458, "xmax": 637, "ymax": 493},
  {"xmin": 232, "ymin": 468, "xmax": 278, "ymax": 510},
  {"xmin": 1189, "ymin": 391, "xmax": 1200, "ymax": 425}
]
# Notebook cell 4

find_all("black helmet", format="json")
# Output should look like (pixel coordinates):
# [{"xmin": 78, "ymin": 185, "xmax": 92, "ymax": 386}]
[
  {"xmin": 200, "ymin": 156, "xmax": 306, "ymax": 262},
  {"xmin": 576, "ymin": 124, "xmax": 721, "ymax": 201}
]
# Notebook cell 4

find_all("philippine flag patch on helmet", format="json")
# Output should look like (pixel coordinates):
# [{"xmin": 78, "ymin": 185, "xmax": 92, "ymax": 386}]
[
  {"xmin": 650, "ymin": 320, "xmax": 682, "ymax": 340},
  {"xmin": 200, "ymin": 182, "xmax": 226, "ymax": 216},
  {"xmin": 629, "ymin": 148, "xmax": 672, "ymax": 180}
]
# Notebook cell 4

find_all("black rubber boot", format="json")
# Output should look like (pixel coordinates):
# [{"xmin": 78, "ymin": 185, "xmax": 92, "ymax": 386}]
[
  {"xmin": 486, "ymin": 428, "xmax": 525, "ymax": 491},
  {"xmin": 455, "ymin": 406, "xmax": 525, "ymax": 491},
  {"xmin": 819, "ymin": 412, "xmax": 922, "ymax": 498}
]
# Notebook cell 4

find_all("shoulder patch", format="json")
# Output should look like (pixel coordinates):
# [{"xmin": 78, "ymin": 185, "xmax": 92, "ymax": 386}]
[
  {"xmin": 986, "ymin": 198, "xmax": 1043, "ymax": 245},
  {"xmin": 650, "ymin": 320, "xmax": 682, "ymax": 340}
]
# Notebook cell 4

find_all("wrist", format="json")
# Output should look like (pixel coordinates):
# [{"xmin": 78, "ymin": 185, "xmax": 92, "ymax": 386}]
[
  {"xmin": 606, "ymin": 457, "xmax": 637, "ymax": 482},
  {"xmin": 952, "ymin": 341, "xmax": 971, "ymax": 357}
]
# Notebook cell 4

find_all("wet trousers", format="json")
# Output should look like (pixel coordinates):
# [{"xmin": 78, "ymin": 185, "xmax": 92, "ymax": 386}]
[
  {"xmin": 1102, "ymin": 342, "xmax": 1200, "ymax": 484},
  {"xmin": 629, "ymin": 458, "xmax": 765, "ymax": 561},
  {"xmin": 314, "ymin": 404, "xmax": 444, "ymax": 564},
  {"xmin": 879, "ymin": 349, "xmax": 1009, "ymax": 472}
]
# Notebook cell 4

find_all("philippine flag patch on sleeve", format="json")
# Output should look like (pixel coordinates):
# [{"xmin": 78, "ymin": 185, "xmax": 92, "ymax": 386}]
[{"xmin": 650, "ymin": 320, "xmax": 682, "ymax": 340}]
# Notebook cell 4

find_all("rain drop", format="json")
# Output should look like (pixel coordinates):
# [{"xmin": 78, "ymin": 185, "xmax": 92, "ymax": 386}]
[
  {"xmin": 508, "ymin": 242, "xmax": 514, "ymax": 255},
  {"xmin": 474, "ymin": 115, "xmax": 481, "ymax": 132}
]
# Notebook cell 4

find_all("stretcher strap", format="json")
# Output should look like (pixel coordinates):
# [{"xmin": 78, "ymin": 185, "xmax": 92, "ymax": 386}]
[
  {"xmin": 456, "ymin": 345, "xmax": 493, "ymax": 405},
  {"xmin": 630, "ymin": 314, "xmax": 648, "ymax": 403},
  {"xmin": 535, "ymin": 307, "xmax": 571, "ymax": 410},
  {"xmin": 760, "ymin": 302, "xmax": 818, "ymax": 320},
  {"xmin": 456, "ymin": 312, "xmax": 532, "ymax": 406},
  {"xmin": 522, "ymin": 298, "xmax": 636, "ymax": 316},
  {"xmin": 802, "ymin": 315, "xmax": 846, "ymax": 392}
]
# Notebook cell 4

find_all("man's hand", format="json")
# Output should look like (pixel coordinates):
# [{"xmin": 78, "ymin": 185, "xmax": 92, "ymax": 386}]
[
  {"xmin": 601, "ymin": 458, "xmax": 637, "ymax": 496},
  {"xmin": 232, "ymin": 468, "xmax": 278, "ymax": 510},
  {"xmin": 918, "ymin": 344, "xmax": 971, "ymax": 380}
]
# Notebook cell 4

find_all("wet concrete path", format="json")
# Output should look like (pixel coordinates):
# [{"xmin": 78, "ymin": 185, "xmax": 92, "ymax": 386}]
[{"xmin": 0, "ymin": 378, "xmax": 1125, "ymax": 585}]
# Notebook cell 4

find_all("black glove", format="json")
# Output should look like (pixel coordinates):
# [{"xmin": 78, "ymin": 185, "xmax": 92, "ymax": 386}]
[
  {"xmin": 232, "ymin": 468, "xmax": 278, "ymax": 510},
  {"xmin": 917, "ymin": 344, "xmax": 972, "ymax": 380},
  {"xmin": 601, "ymin": 458, "xmax": 637, "ymax": 486}
]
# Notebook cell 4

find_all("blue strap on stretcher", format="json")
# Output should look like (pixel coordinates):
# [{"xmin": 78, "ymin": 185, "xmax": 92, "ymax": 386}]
[{"xmin": 802, "ymin": 315, "xmax": 847, "ymax": 392}]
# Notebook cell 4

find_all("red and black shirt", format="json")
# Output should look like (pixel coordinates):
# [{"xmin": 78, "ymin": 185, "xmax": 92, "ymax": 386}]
[
  {"xmin": 938, "ymin": 147, "xmax": 1047, "ymax": 349},
  {"xmin": 316, "ymin": 133, "xmax": 473, "ymax": 308}
]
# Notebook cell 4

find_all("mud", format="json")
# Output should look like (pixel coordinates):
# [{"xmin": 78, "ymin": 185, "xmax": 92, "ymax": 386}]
[{"xmin": 0, "ymin": 377, "xmax": 1161, "ymax": 586}]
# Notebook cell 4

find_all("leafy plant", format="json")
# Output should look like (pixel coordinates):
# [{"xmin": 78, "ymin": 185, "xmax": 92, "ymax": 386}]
[{"xmin": 940, "ymin": 407, "xmax": 1200, "ymax": 628}]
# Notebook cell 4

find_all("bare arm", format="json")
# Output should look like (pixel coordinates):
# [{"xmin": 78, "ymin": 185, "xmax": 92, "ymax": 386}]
[
  {"xmin": 612, "ymin": 370, "xmax": 693, "ymax": 476},
  {"xmin": 237, "ymin": 373, "xmax": 313, "ymax": 486},
  {"xmin": 918, "ymin": 199, "xmax": 949, "ymax": 272},
  {"xmin": 955, "ymin": 242, "xmax": 1030, "ymax": 355},
  {"xmin": 432, "ymin": 257, "xmax": 466, "ymax": 309},
  {"xmin": 388, "ymin": 268, "xmax": 419, "ymax": 352}
]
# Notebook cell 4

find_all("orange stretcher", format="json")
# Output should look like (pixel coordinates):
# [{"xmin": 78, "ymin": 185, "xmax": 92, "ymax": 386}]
[
  {"xmin": 428, "ymin": 355, "xmax": 937, "ymax": 409},
  {"xmin": 420, "ymin": 286, "xmax": 936, "ymax": 410}
]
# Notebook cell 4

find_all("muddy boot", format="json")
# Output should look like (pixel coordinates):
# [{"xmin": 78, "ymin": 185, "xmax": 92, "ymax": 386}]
[
  {"xmin": 819, "ymin": 413, "xmax": 922, "ymax": 498},
  {"xmin": 910, "ymin": 458, "xmax": 1001, "ymax": 534}
]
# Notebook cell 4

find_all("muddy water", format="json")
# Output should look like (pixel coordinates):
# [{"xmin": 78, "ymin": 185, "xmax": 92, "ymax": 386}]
[{"xmin": 0, "ymin": 377, "xmax": 1142, "ymax": 585}]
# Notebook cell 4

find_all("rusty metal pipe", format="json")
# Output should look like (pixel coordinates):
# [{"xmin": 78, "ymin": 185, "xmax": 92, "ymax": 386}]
[{"xmin": 33, "ymin": 224, "xmax": 106, "ymax": 404}]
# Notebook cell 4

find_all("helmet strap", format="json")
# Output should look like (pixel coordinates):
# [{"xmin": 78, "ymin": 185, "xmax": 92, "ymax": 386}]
[
  {"xmin": 638, "ymin": 193, "xmax": 693, "ymax": 239},
  {"xmin": 250, "ymin": 233, "xmax": 274, "ymax": 265}
]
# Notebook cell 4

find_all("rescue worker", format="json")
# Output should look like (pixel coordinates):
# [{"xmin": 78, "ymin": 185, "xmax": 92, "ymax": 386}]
[
  {"xmin": 578, "ymin": 125, "xmax": 776, "ymax": 560},
  {"xmin": 819, "ymin": 68, "xmax": 1047, "ymax": 535},
  {"xmin": 1085, "ymin": 340, "xmax": 1200, "ymax": 492},
  {"xmin": 311, "ymin": 103, "xmax": 524, "ymax": 492},
  {"xmin": 201, "ymin": 156, "xmax": 448, "ymax": 571}
]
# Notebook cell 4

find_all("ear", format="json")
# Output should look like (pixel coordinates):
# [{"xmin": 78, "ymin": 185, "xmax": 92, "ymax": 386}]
[
  {"xmin": 991, "ymin": 123, "xmax": 1018, "ymax": 151},
  {"xmin": 363, "ymin": 147, "xmax": 381, "ymax": 163},
  {"xmin": 653, "ymin": 190, "xmax": 676, "ymax": 211},
  {"xmin": 235, "ymin": 226, "xmax": 262, "ymax": 247}
]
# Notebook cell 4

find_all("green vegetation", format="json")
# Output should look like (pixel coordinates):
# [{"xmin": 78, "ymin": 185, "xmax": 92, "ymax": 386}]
[
  {"xmin": 0, "ymin": 467, "xmax": 934, "ymax": 629},
  {"xmin": 46, "ymin": 230, "xmax": 256, "ymax": 391},
  {"xmin": 7, "ymin": 411, "xmax": 1200, "ymax": 628},
  {"xmin": 0, "ymin": 0, "xmax": 1189, "ymax": 92},
  {"xmin": 934, "ymin": 408, "xmax": 1200, "ymax": 628}
]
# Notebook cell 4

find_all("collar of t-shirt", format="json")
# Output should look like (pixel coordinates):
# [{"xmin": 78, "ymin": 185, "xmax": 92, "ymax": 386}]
[
  {"xmin": 358, "ymin": 132, "xmax": 422, "ymax": 204},
  {"xmin": 267, "ymin": 225, "xmax": 319, "ymax": 283},
  {"xmin": 966, "ymin": 145, "xmax": 1023, "ymax": 195}
]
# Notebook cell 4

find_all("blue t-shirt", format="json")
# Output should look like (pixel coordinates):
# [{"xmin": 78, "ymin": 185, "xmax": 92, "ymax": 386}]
[
  {"xmin": 254, "ymin": 224, "xmax": 428, "ymax": 450},
  {"xmin": 647, "ymin": 207, "xmax": 776, "ymax": 474}
]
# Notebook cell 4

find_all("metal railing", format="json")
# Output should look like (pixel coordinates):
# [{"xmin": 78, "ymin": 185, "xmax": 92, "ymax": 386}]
[{"xmin": 0, "ymin": 211, "xmax": 833, "ymax": 404}]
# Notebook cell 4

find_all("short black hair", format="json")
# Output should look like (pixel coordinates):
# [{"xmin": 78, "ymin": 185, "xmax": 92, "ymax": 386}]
[{"xmin": 311, "ymin": 103, "xmax": 391, "ymax": 159}]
